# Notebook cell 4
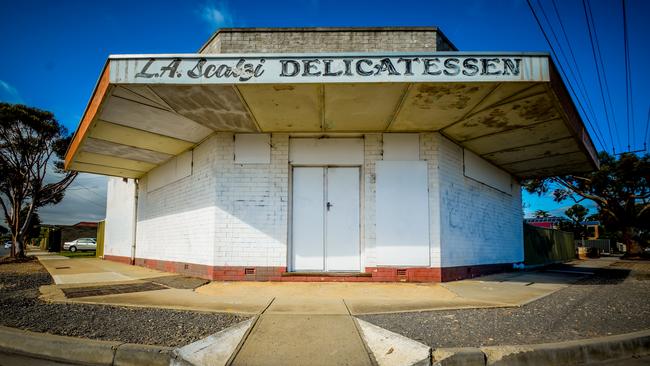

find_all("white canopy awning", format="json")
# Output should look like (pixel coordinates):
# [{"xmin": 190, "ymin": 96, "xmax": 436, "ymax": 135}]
[{"xmin": 65, "ymin": 52, "xmax": 598, "ymax": 178}]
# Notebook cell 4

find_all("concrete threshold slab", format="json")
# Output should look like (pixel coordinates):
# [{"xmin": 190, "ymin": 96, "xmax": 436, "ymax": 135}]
[
  {"xmin": 265, "ymin": 297, "xmax": 350, "ymax": 315},
  {"xmin": 50, "ymin": 288, "xmax": 267, "ymax": 314},
  {"xmin": 441, "ymin": 281, "xmax": 559, "ymax": 306},
  {"xmin": 38, "ymin": 257, "xmax": 176, "ymax": 285},
  {"xmin": 546, "ymin": 269, "xmax": 594, "ymax": 275},
  {"xmin": 345, "ymin": 297, "xmax": 510, "ymax": 315},
  {"xmin": 440, "ymin": 269, "xmax": 591, "ymax": 307},
  {"xmin": 36, "ymin": 255, "xmax": 70, "ymax": 261},
  {"xmin": 52, "ymin": 271, "xmax": 134, "ymax": 285}
]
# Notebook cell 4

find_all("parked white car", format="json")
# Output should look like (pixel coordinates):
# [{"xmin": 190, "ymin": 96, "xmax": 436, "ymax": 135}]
[
  {"xmin": 63, "ymin": 238, "xmax": 96, "ymax": 252},
  {"xmin": 3, "ymin": 241, "xmax": 11, "ymax": 249}
]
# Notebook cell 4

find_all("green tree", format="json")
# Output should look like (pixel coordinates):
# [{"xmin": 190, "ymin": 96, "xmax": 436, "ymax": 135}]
[
  {"xmin": 20, "ymin": 209, "xmax": 41, "ymax": 244},
  {"xmin": 560, "ymin": 204, "xmax": 589, "ymax": 239},
  {"xmin": 0, "ymin": 103, "xmax": 77, "ymax": 258},
  {"xmin": 524, "ymin": 152, "xmax": 649, "ymax": 255},
  {"xmin": 533, "ymin": 209, "xmax": 551, "ymax": 218}
]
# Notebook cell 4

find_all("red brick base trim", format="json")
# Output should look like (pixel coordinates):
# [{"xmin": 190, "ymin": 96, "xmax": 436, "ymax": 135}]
[
  {"xmin": 103, "ymin": 255, "xmax": 132, "ymax": 265},
  {"xmin": 440, "ymin": 263, "xmax": 514, "ymax": 282},
  {"xmin": 103, "ymin": 255, "xmax": 512, "ymax": 282}
]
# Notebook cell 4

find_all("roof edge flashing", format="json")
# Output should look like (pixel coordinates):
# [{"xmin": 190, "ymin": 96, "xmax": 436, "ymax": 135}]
[{"xmin": 197, "ymin": 25, "xmax": 457, "ymax": 53}]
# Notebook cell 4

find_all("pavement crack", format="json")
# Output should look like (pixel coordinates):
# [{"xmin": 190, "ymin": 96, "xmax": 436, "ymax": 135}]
[{"xmin": 111, "ymin": 342, "xmax": 127, "ymax": 365}]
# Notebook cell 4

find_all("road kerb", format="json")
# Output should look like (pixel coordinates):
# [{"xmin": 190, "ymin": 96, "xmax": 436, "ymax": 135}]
[
  {"xmin": 0, "ymin": 325, "xmax": 171, "ymax": 365},
  {"xmin": 1, "ymin": 324, "xmax": 649, "ymax": 366},
  {"xmin": 480, "ymin": 329, "xmax": 650, "ymax": 365},
  {"xmin": 114, "ymin": 343, "xmax": 172, "ymax": 366},
  {"xmin": 432, "ymin": 347, "xmax": 486, "ymax": 366}
]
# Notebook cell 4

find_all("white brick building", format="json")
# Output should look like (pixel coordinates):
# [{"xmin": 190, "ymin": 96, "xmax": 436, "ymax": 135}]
[{"xmin": 65, "ymin": 27, "xmax": 598, "ymax": 281}]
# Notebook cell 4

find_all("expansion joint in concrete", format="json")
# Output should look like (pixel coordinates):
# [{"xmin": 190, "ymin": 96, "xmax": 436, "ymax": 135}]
[{"xmin": 344, "ymin": 299, "xmax": 379, "ymax": 366}]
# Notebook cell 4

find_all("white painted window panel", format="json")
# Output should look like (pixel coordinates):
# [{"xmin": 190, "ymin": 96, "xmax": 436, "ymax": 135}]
[
  {"xmin": 289, "ymin": 138, "xmax": 363, "ymax": 165},
  {"xmin": 376, "ymin": 161, "xmax": 430, "ymax": 266},
  {"xmin": 147, "ymin": 150, "xmax": 192, "ymax": 192},
  {"xmin": 325, "ymin": 168, "xmax": 360, "ymax": 271},
  {"xmin": 383, "ymin": 134, "xmax": 419, "ymax": 160},
  {"xmin": 292, "ymin": 167, "xmax": 325, "ymax": 271},
  {"xmin": 234, "ymin": 134, "xmax": 271, "ymax": 164},
  {"xmin": 463, "ymin": 149, "xmax": 512, "ymax": 194}
]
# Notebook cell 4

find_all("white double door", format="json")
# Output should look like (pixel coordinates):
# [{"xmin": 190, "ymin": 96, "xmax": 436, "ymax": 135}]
[{"xmin": 292, "ymin": 167, "xmax": 360, "ymax": 272}]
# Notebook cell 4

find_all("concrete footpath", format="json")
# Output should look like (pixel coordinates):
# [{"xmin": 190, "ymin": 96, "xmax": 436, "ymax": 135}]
[
  {"xmin": 19, "ymin": 253, "xmax": 649, "ymax": 365},
  {"xmin": 38, "ymin": 251, "xmax": 592, "ymax": 315}
]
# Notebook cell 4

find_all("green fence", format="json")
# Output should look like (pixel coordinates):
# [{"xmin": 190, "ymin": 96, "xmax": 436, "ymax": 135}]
[
  {"xmin": 96, "ymin": 220, "xmax": 105, "ymax": 258},
  {"xmin": 523, "ymin": 224, "xmax": 575, "ymax": 266}
]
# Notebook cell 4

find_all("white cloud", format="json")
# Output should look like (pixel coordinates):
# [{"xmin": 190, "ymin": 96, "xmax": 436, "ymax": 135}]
[
  {"xmin": 200, "ymin": 2, "xmax": 233, "ymax": 29},
  {"xmin": 38, "ymin": 173, "xmax": 107, "ymax": 225},
  {"xmin": 0, "ymin": 79, "xmax": 23, "ymax": 104}
]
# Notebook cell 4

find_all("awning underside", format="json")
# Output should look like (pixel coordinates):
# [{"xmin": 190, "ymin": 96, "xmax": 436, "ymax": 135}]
[{"xmin": 67, "ymin": 79, "xmax": 597, "ymax": 179}]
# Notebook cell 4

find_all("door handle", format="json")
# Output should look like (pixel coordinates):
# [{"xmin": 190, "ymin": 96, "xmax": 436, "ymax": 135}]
[{"xmin": 327, "ymin": 202, "xmax": 333, "ymax": 211}]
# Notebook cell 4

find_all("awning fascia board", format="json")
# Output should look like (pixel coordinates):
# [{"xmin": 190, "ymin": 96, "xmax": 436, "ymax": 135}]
[
  {"xmin": 64, "ymin": 51, "xmax": 600, "ymax": 179},
  {"xmin": 546, "ymin": 62, "xmax": 599, "ymax": 171},
  {"xmin": 64, "ymin": 61, "xmax": 112, "ymax": 170}
]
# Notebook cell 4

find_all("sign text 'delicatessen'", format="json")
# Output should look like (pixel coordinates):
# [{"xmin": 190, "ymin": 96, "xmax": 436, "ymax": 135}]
[{"xmin": 110, "ymin": 55, "xmax": 550, "ymax": 84}]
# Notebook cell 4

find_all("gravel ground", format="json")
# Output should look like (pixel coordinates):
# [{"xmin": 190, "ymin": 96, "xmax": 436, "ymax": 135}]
[
  {"xmin": 0, "ymin": 260, "xmax": 248, "ymax": 347},
  {"xmin": 361, "ymin": 263, "xmax": 650, "ymax": 348}
]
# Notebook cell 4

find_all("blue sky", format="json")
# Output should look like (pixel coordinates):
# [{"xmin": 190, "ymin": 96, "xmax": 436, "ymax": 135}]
[{"xmin": 0, "ymin": 0, "xmax": 648, "ymax": 223}]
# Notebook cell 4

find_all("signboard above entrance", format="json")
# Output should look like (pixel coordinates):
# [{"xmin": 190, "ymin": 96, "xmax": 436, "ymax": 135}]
[{"xmin": 110, "ymin": 53, "xmax": 550, "ymax": 84}]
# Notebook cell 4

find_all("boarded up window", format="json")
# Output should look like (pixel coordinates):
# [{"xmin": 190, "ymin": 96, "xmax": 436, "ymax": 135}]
[
  {"xmin": 375, "ymin": 161, "xmax": 430, "ymax": 266},
  {"xmin": 289, "ymin": 138, "xmax": 363, "ymax": 165},
  {"xmin": 147, "ymin": 150, "xmax": 192, "ymax": 192},
  {"xmin": 463, "ymin": 149, "xmax": 512, "ymax": 194},
  {"xmin": 383, "ymin": 134, "xmax": 419, "ymax": 160},
  {"xmin": 235, "ymin": 134, "xmax": 271, "ymax": 164}
]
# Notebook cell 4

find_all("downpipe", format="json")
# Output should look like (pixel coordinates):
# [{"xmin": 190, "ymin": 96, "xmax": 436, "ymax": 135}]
[{"xmin": 130, "ymin": 179, "xmax": 139, "ymax": 265}]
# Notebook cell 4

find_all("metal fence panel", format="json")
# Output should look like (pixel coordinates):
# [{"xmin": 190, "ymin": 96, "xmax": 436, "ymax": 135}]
[
  {"xmin": 524, "ymin": 224, "xmax": 575, "ymax": 266},
  {"xmin": 575, "ymin": 239, "xmax": 611, "ymax": 253}
]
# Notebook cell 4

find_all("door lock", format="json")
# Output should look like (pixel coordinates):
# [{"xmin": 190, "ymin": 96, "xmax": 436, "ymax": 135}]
[{"xmin": 326, "ymin": 202, "xmax": 334, "ymax": 211}]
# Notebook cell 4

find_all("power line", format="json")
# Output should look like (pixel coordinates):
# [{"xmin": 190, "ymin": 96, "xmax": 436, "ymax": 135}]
[
  {"xmin": 69, "ymin": 182, "xmax": 106, "ymax": 200},
  {"xmin": 526, "ymin": 0, "xmax": 609, "ymax": 152},
  {"xmin": 550, "ymin": 0, "xmax": 622, "ymax": 153},
  {"xmin": 622, "ymin": 0, "xmax": 635, "ymax": 151},
  {"xmin": 643, "ymin": 107, "xmax": 650, "ymax": 150},
  {"xmin": 582, "ymin": 0, "xmax": 618, "ymax": 154},
  {"xmin": 539, "ymin": 0, "xmax": 612, "ymax": 152},
  {"xmin": 66, "ymin": 190, "xmax": 106, "ymax": 209}
]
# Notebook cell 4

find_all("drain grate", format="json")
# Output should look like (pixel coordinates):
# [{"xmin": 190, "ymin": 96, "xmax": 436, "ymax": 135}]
[{"xmin": 61, "ymin": 282, "xmax": 167, "ymax": 298}]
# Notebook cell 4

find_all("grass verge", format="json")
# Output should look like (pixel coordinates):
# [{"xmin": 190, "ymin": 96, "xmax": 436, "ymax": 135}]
[{"xmin": 59, "ymin": 251, "xmax": 96, "ymax": 258}]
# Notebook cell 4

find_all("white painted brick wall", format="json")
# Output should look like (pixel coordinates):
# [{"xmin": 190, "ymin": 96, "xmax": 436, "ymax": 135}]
[
  {"xmin": 363, "ymin": 134, "xmax": 381, "ymax": 267},
  {"xmin": 420, "ymin": 133, "xmax": 442, "ymax": 267},
  {"xmin": 133, "ymin": 133, "xmax": 289, "ymax": 268},
  {"xmin": 135, "ymin": 136, "xmax": 219, "ymax": 266},
  {"xmin": 435, "ymin": 133, "xmax": 523, "ymax": 267},
  {"xmin": 104, "ymin": 177, "xmax": 136, "ymax": 258},
  {"xmin": 212, "ymin": 133, "xmax": 288, "ymax": 267},
  {"xmin": 106, "ymin": 131, "xmax": 521, "ymax": 271}
]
